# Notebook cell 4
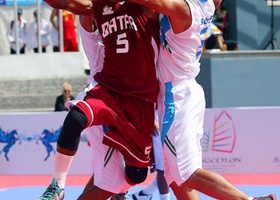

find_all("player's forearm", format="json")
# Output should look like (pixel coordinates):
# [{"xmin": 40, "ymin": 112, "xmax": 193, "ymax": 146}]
[
  {"xmin": 43, "ymin": 0, "xmax": 94, "ymax": 15},
  {"xmin": 43, "ymin": 0, "xmax": 65, "ymax": 10},
  {"xmin": 127, "ymin": 0, "xmax": 189, "ymax": 18}
]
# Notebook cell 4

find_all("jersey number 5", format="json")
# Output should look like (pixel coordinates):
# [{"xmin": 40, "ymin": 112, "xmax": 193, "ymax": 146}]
[
  {"xmin": 145, "ymin": 146, "xmax": 152, "ymax": 158},
  {"xmin": 116, "ymin": 33, "xmax": 129, "ymax": 53}
]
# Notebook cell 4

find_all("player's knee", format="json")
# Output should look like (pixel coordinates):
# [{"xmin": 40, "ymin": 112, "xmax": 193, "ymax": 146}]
[
  {"xmin": 58, "ymin": 106, "xmax": 88, "ymax": 150},
  {"xmin": 125, "ymin": 165, "xmax": 148, "ymax": 184}
]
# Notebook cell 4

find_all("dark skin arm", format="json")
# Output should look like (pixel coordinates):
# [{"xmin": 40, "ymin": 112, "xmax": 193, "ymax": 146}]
[
  {"xmin": 43, "ymin": 0, "xmax": 94, "ymax": 15},
  {"xmin": 128, "ymin": 0, "xmax": 192, "ymax": 33},
  {"xmin": 79, "ymin": 15, "xmax": 96, "ymax": 32},
  {"xmin": 127, "ymin": 0, "xmax": 223, "ymax": 33}
]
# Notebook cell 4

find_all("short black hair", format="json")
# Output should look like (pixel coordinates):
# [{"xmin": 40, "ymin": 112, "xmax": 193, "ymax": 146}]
[{"xmin": 17, "ymin": 8, "xmax": 23, "ymax": 15}]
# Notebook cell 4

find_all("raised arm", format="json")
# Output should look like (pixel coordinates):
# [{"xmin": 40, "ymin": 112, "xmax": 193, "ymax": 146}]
[
  {"xmin": 127, "ymin": 0, "xmax": 222, "ymax": 33},
  {"xmin": 44, "ymin": 0, "xmax": 94, "ymax": 15},
  {"xmin": 128, "ymin": 0, "xmax": 192, "ymax": 33}
]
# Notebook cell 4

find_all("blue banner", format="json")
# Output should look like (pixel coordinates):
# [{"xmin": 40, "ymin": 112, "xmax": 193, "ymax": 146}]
[
  {"xmin": 0, "ymin": 0, "xmax": 6, "ymax": 5},
  {"xmin": 4, "ymin": 0, "xmax": 45, "ymax": 5}
]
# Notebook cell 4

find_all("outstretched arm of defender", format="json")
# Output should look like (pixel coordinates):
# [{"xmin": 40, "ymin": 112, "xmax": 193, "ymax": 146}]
[
  {"xmin": 43, "ymin": 0, "xmax": 94, "ymax": 15},
  {"xmin": 127, "ymin": 0, "xmax": 222, "ymax": 33},
  {"xmin": 127, "ymin": 0, "xmax": 192, "ymax": 33}
]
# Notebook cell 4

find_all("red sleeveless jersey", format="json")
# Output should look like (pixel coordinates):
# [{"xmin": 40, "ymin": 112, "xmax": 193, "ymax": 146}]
[{"xmin": 93, "ymin": 1, "xmax": 160, "ymax": 102}]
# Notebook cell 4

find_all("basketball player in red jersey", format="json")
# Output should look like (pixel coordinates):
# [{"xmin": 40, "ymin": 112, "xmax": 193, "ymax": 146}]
[{"xmin": 37, "ymin": 0, "xmax": 160, "ymax": 199}]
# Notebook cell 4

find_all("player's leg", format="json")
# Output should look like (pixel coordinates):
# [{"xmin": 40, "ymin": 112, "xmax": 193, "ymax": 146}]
[
  {"xmin": 132, "ymin": 177, "xmax": 156, "ymax": 200},
  {"xmin": 37, "ymin": 106, "xmax": 88, "ymax": 200},
  {"xmin": 161, "ymin": 79, "xmax": 239, "ymax": 200},
  {"xmin": 152, "ymin": 131, "xmax": 169, "ymax": 199},
  {"xmin": 170, "ymin": 81, "xmax": 275, "ymax": 200},
  {"xmin": 161, "ymin": 80, "xmax": 276, "ymax": 200},
  {"xmin": 182, "ymin": 168, "xmax": 250, "ymax": 200},
  {"xmin": 45, "ymin": 87, "xmax": 114, "ymax": 194},
  {"xmin": 132, "ymin": 128, "xmax": 170, "ymax": 200},
  {"xmin": 100, "ymin": 92, "xmax": 155, "ymax": 184},
  {"xmin": 157, "ymin": 79, "xmax": 203, "ymax": 200},
  {"xmin": 78, "ymin": 185, "xmax": 113, "ymax": 200},
  {"xmin": 182, "ymin": 168, "xmax": 276, "ymax": 200},
  {"xmin": 80, "ymin": 174, "xmax": 113, "ymax": 200},
  {"xmin": 76, "ymin": 87, "xmax": 153, "ymax": 186},
  {"xmin": 37, "ymin": 87, "xmax": 112, "ymax": 199},
  {"xmin": 80, "ymin": 169, "xmax": 129, "ymax": 200},
  {"xmin": 81, "ymin": 175, "xmax": 94, "ymax": 194},
  {"xmin": 156, "ymin": 170, "xmax": 169, "ymax": 199},
  {"xmin": 169, "ymin": 181, "xmax": 200, "ymax": 200},
  {"xmin": 84, "ymin": 126, "xmax": 133, "ymax": 199},
  {"xmin": 54, "ymin": 106, "xmax": 88, "ymax": 184}
]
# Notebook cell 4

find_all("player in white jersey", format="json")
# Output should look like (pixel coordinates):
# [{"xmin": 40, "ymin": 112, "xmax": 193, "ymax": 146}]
[{"xmin": 127, "ymin": 0, "xmax": 276, "ymax": 199}]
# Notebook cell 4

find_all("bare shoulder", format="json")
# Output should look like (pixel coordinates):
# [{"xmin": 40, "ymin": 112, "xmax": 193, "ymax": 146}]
[{"xmin": 168, "ymin": 0, "xmax": 192, "ymax": 34}]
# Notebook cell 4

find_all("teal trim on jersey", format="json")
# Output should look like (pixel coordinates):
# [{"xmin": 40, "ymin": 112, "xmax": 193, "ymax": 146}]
[
  {"xmin": 196, "ymin": 26, "xmax": 209, "ymax": 59},
  {"xmin": 160, "ymin": 16, "xmax": 172, "ymax": 53},
  {"xmin": 196, "ymin": 50, "xmax": 202, "ymax": 59},
  {"xmin": 201, "ymin": 26, "xmax": 209, "ymax": 35},
  {"xmin": 164, "ymin": 136, "xmax": 176, "ymax": 157},
  {"xmin": 161, "ymin": 82, "xmax": 175, "ymax": 145},
  {"xmin": 200, "ymin": 26, "xmax": 208, "ymax": 49},
  {"xmin": 104, "ymin": 147, "xmax": 114, "ymax": 167}
]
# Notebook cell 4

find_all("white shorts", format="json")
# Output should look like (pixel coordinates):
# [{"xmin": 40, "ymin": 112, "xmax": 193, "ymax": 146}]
[
  {"xmin": 157, "ymin": 78, "xmax": 205, "ymax": 186},
  {"xmin": 152, "ymin": 133, "xmax": 164, "ymax": 171},
  {"xmin": 85, "ymin": 126, "xmax": 131, "ymax": 193}
]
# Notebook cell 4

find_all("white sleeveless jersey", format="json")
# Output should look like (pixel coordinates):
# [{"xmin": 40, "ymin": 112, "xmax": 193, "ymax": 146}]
[
  {"xmin": 157, "ymin": 0, "xmax": 215, "ymax": 82},
  {"xmin": 67, "ymin": 21, "xmax": 105, "ymax": 110},
  {"xmin": 79, "ymin": 21, "xmax": 104, "ymax": 85}
]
